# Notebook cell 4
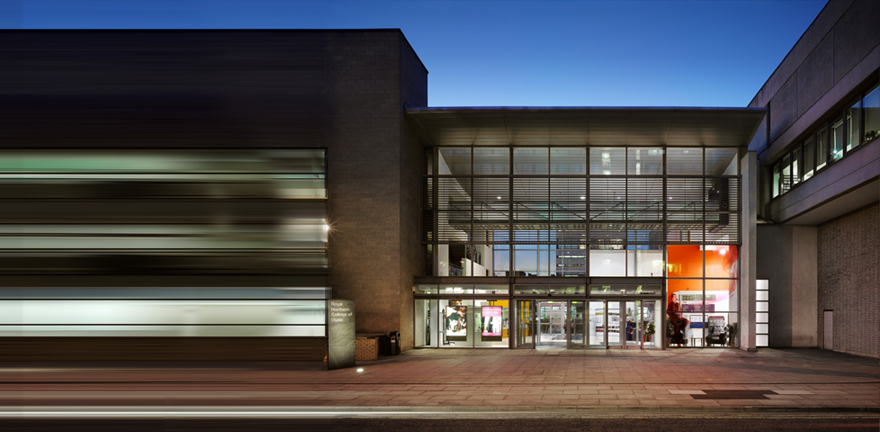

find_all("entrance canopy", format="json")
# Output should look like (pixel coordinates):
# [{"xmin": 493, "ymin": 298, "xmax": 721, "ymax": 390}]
[{"xmin": 405, "ymin": 107, "xmax": 766, "ymax": 148}]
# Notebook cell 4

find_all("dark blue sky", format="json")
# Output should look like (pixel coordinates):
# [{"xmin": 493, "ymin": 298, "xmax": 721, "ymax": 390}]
[{"xmin": 2, "ymin": 0, "xmax": 827, "ymax": 107}]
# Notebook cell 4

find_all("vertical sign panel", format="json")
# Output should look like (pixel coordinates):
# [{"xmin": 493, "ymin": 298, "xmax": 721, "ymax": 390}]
[{"xmin": 328, "ymin": 299, "xmax": 355, "ymax": 370}]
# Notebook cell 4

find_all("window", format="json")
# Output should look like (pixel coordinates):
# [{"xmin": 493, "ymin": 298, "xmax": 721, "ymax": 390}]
[{"xmin": 771, "ymin": 80, "xmax": 879, "ymax": 199}]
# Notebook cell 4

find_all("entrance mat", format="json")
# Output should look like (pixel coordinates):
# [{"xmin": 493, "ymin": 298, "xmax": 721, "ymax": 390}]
[{"xmin": 691, "ymin": 390, "xmax": 775, "ymax": 400}]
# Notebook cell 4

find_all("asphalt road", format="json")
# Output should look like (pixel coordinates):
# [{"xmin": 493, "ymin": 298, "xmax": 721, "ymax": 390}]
[{"xmin": 4, "ymin": 414, "xmax": 879, "ymax": 431}]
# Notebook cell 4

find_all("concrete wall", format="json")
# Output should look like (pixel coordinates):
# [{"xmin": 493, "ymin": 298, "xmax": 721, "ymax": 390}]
[
  {"xmin": 0, "ymin": 30, "xmax": 429, "ymax": 352},
  {"xmin": 817, "ymin": 204, "xmax": 879, "ymax": 357},
  {"xmin": 756, "ymin": 224, "xmax": 819, "ymax": 347}
]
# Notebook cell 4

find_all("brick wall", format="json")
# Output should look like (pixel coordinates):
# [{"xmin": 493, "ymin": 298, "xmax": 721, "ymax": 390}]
[{"xmin": 817, "ymin": 203, "xmax": 879, "ymax": 357}]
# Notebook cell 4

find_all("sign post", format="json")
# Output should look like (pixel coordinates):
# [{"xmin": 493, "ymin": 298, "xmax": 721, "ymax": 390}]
[{"xmin": 327, "ymin": 299, "xmax": 355, "ymax": 370}]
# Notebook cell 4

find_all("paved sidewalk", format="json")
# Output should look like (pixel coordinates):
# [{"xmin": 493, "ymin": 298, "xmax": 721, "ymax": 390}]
[{"xmin": 3, "ymin": 348, "xmax": 878, "ymax": 412}]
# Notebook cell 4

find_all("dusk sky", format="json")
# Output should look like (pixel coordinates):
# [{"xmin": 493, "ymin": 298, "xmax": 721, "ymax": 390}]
[{"xmin": 2, "ymin": 0, "xmax": 828, "ymax": 107}]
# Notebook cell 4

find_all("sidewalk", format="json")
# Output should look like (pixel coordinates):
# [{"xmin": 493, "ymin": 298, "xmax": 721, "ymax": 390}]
[{"xmin": 3, "ymin": 348, "xmax": 878, "ymax": 413}]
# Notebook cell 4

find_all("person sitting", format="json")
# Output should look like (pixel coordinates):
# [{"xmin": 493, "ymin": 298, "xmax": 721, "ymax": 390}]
[{"xmin": 666, "ymin": 293, "xmax": 689, "ymax": 346}]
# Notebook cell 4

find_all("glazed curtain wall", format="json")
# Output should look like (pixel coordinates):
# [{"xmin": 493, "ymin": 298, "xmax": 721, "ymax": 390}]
[{"xmin": 423, "ymin": 147, "xmax": 740, "ymax": 278}]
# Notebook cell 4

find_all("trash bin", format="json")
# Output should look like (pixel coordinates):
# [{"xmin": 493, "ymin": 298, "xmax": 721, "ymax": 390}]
[
  {"xmin": 378, "ymin": 334, "xmax": 391, "ymax": 356},
  {"xmin": 389, "ymin": 331, "xmax": 401, "ymax": 355}
]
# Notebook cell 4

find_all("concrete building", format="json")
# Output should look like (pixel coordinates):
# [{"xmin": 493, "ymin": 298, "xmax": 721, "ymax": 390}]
[
  {"xmin": 0, "ymin": 0, "xmax": 876, "ymax": 361},
  {"xmin": 749, "ymin": 0, "xmax": 879, "ymax": 358}
]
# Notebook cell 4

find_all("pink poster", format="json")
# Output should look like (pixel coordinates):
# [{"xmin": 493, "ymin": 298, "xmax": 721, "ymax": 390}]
[{"xmin": 481, "ymin": 306, "xmax": 502, "ymax": 336}]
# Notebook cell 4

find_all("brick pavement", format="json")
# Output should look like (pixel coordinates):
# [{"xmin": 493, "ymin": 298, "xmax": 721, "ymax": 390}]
[{"xmin": 2, "ymin": 348, "xmax": 878, "ymax": 412}]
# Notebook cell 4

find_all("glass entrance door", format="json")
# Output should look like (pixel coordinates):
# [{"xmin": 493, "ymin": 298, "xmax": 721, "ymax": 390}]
[
  {"xmin": 515, "ymin": 300, "xmax": 534, "ymax": 348},
  {"xmin": 536, "ymin": 300, "xmax": 567, "ymax": 349},
  {"xmin": 607, "ymin": 301, "xmax": 623, "ymax": 348},
  {"xmin": 588, "ymin": 301, "xmax": 605, "ymax": 348},
  {"xmin": 570, "ymin": 301, "xmax": 586, "ymax": 348},
  {"xmin": 624, "ymin": 301, "xmax": 641, "ymax": 349}
]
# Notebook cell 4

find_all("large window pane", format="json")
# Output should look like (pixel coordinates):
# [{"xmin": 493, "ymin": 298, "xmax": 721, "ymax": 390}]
[
  {"xmin": 773, "ymin": 163, "xmax": 780, "ymax": 197},
  {"xmin": 803, "ymin": 136, "xmax": 815, "ymax": 180},
  {"xmin": 706, "ymin": 279, "xmax": 738, "ymax": 313},
  {"xmin": 865, "ymin": 83, "xmax": 879, "ymax": 142},
  {"xmin": 474, "ymin": 148, "xmax": 509, "ymax": 174},
  {"xmin": 830, "ymin": 116, "xmax": 844, "ymax": 162},
  {"xmin": 705, "ymin": 148, "xmax": 738, "ymax": 176},
  {"xmin": 781, "ymin": 153, "xmax": 790, "ymax": 194},
  {"xmin": 847, "ymin": 98, "xmax": 862, "ymax": 152},
  {"xmin": 816, "ymin": 127, "xmax": 828, "ymax": 170},
  {"xmin": 590, "ymin": 147, "xmax": 625, "ymax": 175},
  {"xmin": 706, "ymin": 245, "xmax": 738, "ymax": 278},
  {"xmin": 667, "ymin": 279, "xmax": 703, "ymax": 311},
  {"xmin": 514, "ymin": 148, "xmax": 549, "ymax": 174},
  {"xmin": 627, "ymin": 148, "xmax": 663, "ymax": 175},
  {"xmin": 438, "ymin": 148, "xmax": 471, "ymax": 175},
  {"xmin": 550, "ymin": 148, "xmax": 586, "ymax": 174},
  {"xmin": 589, "ymin": 247, "xmax": 626, "ymax": 276},
  {"xmin": 791, "ymin": 147, "xmax": 801, "ymax": 185},
  {"xmin": 667, "ymin": 148, "xmax": 703, "ymax": 175},
  {"xmin": 627, "ymin": 248, "xmax": 664, "ymax": 277},
  {"xmin": 667, "ymin": 245, "xmax": 703, "ymax": 277}
]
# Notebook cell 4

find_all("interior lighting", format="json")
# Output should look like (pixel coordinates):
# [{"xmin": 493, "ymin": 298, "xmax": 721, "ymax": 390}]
[
  {"xmin": 357, "ymin": 368, "xmax": 364, "ymax": 372},
  {"xmin": 497, "ymin": 196, "xmax": 502, "ymax": 199},
  {"xmin": 580, "ymin": 196, "xmax": 585, "ymax": 200},
  {"xmin": 323, "ymin": 224, "xmax": 331, "ymax": 232},
  {"xmin": 718, "ymin": 248, "xmax": 728, "ymax": 256},
  {"xmin": 602, "ymin": 152, "xmax": 610, "ymax": 159}
]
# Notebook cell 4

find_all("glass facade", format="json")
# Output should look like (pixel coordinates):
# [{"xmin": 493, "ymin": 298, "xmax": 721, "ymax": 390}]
[{"xmin": 418, "ymin": 145, "xmax": 741, "ymax": 349}]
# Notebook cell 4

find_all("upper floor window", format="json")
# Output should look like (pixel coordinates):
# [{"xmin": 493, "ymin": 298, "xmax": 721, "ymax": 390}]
[{"xmin": 771, "ymin": 81, "xmax": 879, "ymax": 199}]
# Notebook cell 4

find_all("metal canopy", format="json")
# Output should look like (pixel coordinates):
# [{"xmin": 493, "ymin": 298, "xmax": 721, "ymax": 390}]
[{"xmin": 405, "ymin": 107, "xmax": 766, "ymax": 148}]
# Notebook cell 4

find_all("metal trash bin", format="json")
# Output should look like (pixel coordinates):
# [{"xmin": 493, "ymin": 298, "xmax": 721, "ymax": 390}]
[{"xmin": 389, "ymin": 331, "xmax": 401, "ymax": 355}]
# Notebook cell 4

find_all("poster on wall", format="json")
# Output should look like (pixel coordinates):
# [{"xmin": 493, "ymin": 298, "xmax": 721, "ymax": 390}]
[
  {"xmin": 445, "ymin": 306, "xmax": 467, "ymax": 342},
  {"xmin": 481, "ymin": 306, "xmax": 502, "ymax": 341}
]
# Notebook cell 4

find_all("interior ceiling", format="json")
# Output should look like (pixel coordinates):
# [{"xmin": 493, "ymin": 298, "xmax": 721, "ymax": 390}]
[
  {"xmin": 785, "ymin": 179, "xmax": 879, "ymax": 226},
  {"xmin": 406, "ymin": 107, "xmax": 767, "ymax": 148}
]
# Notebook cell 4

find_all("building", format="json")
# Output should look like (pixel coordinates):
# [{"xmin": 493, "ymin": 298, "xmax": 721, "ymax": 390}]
[
  {"xmin": 748, "ymin": 0, "xmax": 878, "ymax": 357},
  {"xmin": 0, "ymin": 0, "xmax": 877, "ymax": 361}
]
